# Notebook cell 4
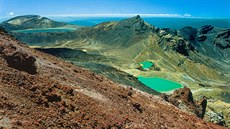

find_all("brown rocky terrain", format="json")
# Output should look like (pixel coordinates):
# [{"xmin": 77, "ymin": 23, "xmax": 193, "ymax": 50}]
[{"xmin": 0, "ymin": 27, "xmax": 226, "ymax": 128}]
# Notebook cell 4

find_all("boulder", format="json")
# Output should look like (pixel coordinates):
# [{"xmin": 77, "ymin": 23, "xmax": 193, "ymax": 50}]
[
  {"xmin": 0, "ymin": 42, "xmax": 37, "ymax": 75},
  {"xmin": 4, "ymin": 51, "xmax": 37, "ymax": 74}
]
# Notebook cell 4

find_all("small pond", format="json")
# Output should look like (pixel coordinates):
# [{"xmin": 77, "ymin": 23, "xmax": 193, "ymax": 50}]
[{"xmin": 140, "ymin": 61, "xmax": 154, "ymax": 69}]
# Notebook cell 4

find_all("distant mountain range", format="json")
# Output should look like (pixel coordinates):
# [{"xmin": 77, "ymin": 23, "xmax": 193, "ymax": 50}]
[
  {"xmin": 1, "ymin": 15, "xmax": 78, "ymax": 31},
  {"xmin": 1, "ymin": 15, "xmax": 230, "ymax": 127}
]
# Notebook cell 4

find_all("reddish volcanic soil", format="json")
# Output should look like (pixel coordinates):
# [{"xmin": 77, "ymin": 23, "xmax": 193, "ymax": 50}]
[{"xmin": 0, "ymin": 28, "xmax": 226, "ymax": 128}]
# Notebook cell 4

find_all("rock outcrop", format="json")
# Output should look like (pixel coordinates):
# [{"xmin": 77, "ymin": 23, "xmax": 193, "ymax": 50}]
[
  {"xmin": 179, "ymin": 26, "xmax": 197, "ymax": 42},
  {"xmin": 214, "ymin": 29, "xmax": 230, "ymax": 50},
  {"xmin": 161, "ymin": 87, "xmax": 207, "ymax": 119},
  {"xmin": 4, "ymin": 51, "xmax": 37, "ymax": 74},
  {"xmin": 158, "ymin": 29, "xmax": 195, "ymax": 56},
  {"xmin": 0, "ymin": 28, "xmax": 37, "ymax": 74},
  {"xmin": 198, "ymin": 25, "xmax": 214, "ymax": 34}
]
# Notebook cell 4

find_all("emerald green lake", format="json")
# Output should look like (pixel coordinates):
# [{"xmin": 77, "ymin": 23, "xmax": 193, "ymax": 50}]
[
  {"xmin": 138, "ymin": 76, "xmax": 182, "ymax": 92},
  {"xmin": 140, "ymin": 61, "xmax": 153, "ymax": 69},
  {"xmin": 12, "ymin": 28, "xmax": 76, "ymax": 33}
]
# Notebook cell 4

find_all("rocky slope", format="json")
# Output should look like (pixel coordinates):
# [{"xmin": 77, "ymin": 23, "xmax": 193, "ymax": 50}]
[{"xmin": 0, "ymin": 27, "xmax": 226, "ymax": 128}]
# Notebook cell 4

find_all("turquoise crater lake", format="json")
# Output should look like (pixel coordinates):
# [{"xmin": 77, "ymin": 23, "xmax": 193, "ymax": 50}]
[
  {"xmin": 12, "ymin": 28, "xmax": 77, "ymax": 33},
  {"xmin": 140, "ymin": 61, "xmax": 154, "ymax": 69},
  {"xmin": 138, "ymin": 76, "xmax": 182, "ymax": 92}
]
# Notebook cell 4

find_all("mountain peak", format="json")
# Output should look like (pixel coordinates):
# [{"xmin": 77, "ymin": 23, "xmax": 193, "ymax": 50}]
[
  {"xmin": 115, "ymin": 15, "xmax": 152, "ymax": 32},
  {"xmin": 120, "ymin": 15, "xmax": 143, "ymax": 23},
  {"xmin": 134, "ymin": 15, "xmax": 141, "ymax": 19}
]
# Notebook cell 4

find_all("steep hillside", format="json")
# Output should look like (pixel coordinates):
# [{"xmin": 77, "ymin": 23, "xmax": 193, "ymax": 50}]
[
  {"xmin": 178, "ymin": 25, "xmax": 230, "ymax": 76},
  {"xmin": 179, "ymin": 25, "xmax": 230, "ymax": 60},
  {"xmin": 0, "ymin": 28, "xmax": 225, "ymax": 128}
]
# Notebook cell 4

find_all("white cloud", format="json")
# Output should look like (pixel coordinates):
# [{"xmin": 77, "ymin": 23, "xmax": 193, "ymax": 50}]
[
  {"xmin": 184, "ymin": 14, "xmax": 191, "ymax": 17},
  {"xmin": 9, "ymin": 12, "xmax": 14, "ymax": 16}
]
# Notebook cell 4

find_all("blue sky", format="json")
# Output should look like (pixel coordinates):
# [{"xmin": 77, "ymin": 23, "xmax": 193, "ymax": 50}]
[{"xmin": 0, "ymin": 0, "xmax": 229, "ymax": 18}]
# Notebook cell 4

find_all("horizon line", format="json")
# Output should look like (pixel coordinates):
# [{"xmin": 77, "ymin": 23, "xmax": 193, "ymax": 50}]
[
  {"xmin": 1, "ymin": 13, "xmax": 229, "ymax": 20},
  {"xmin": 43, "ymin": 13, "xmax": 195, "ymax": 18}
]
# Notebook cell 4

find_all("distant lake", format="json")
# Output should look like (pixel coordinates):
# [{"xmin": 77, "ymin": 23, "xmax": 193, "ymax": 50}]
[
  {"xmin": 11, "ymin": 28, "xmax": 77, "ymax": 33},
  {"xmin": 54, "ymin": 17, "xmax": 230, "ymax": 29}
]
